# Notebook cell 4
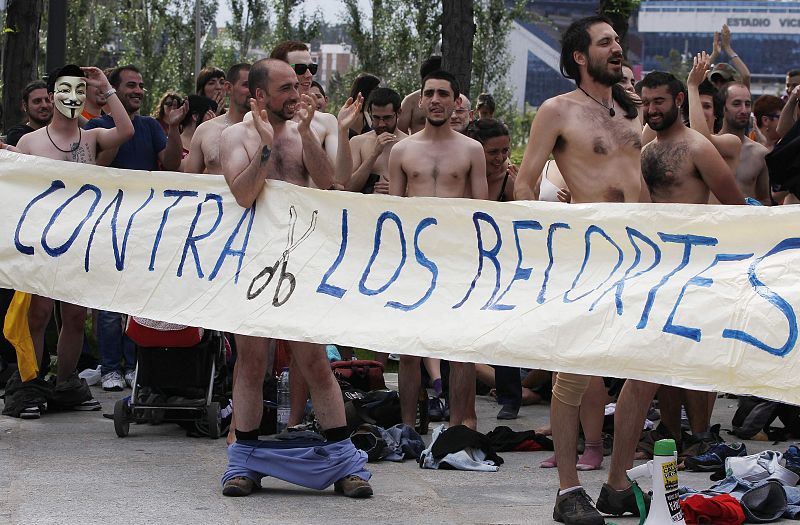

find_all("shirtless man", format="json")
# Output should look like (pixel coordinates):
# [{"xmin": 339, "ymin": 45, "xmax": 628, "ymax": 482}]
[
  {"xmin": 514, "ymin": 16, "xmax": 646, "ymax": 524},
  {"xmin": 398, "ymin": 55, "xmax": 442, "ymax": 135},
  {"xmin": 183, "ymin": 63, "xmax": 251, "ymax": 175},
  {"xmin": 11, "ymin": 65, "xmax": 133, "ymax": 416},
  {"xmin": 347, "ymin": 87, "xmax": 406, "ymax": 194},
  {"xmin": 219, "ymin": 58, "xmax": 371, "ymax": 498},
  {"xmin": 389, "ymin": 70, "xmax": 488, "ymax": 431},
  {"xmin": 717, "ymin": 81, "xmax": 770, "ymax": 204}
]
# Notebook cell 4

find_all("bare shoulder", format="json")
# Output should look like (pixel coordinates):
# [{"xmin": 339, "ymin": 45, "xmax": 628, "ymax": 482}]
[
  {"xmin": 221, "ymin": 120, "xmax": 253, "ymax": 145},
  {"xmin": 316, "ymin": 111, "xmax": 337, "ymax": 130},
  {"xmin": 195, "ymin": 115, "xmax": 224, "ymax": 136},
  {"xmin": 402, "ymin": 90, "xmax": 420, "ymax": 105},
  {"xmin": 351, "ymin": 130, "xmax": 374, "ymax": 145},
  {"xmin": 743, "ymin": 136, "xmax": 769, "ymax": 158},
  {"xmin": 457, "ymin": 132, "xmax": 485, "ymax": 153}
]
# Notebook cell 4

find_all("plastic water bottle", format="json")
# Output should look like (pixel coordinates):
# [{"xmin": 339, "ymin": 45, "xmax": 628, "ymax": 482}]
[{"xmin": 276, "ymin": 367, "xmax": 290, "ymax": 433}]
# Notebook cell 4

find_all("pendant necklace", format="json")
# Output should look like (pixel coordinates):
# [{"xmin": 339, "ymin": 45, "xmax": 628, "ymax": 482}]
[
  {"xmin": 46, "ymin": 125, "xmax": 82, "ymax": 153},
  {"xmin": 578, "ymin": 87, "xmax": 615, "ymax": 117}
]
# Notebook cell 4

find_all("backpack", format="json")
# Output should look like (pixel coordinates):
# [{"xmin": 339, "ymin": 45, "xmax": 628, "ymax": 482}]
[{"xmin": 343, "ymin": 388, "xmax": 402, "ymax": 432}]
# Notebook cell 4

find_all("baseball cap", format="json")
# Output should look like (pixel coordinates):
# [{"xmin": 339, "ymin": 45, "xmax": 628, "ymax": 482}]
[{"xmin": 709, "ymin": 63, "xmax": 741, "ymax": 83}]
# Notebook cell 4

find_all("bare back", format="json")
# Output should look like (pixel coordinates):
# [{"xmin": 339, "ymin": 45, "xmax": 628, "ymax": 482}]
[
  {"xmin": 399, "ymin": 91, "xmax": 426, "ymax": 135},
  {"xmin": 195, "ymin": 115, "xmax": 231, "ymax": 174},
  {"xmin": 549, "ymin": 93, "xmax": 643, "ymax": 203}
]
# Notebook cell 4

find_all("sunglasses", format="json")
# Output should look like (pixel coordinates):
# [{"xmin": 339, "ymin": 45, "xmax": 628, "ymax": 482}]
[{"xmin": 290, "ymin": 63, "xmax": 318, "ymax": 76}]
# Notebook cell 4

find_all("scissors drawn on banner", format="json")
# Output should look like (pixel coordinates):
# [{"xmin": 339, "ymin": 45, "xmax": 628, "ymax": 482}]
[{"xmin": 247, "ymin": 206, "xmax": 318, "ymax": 306}]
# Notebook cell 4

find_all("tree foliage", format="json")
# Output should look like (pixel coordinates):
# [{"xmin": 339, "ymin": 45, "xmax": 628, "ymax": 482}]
[
  {"xmin": 339, "ymin": 0, "xmax": 440, "ymax": 102},
  {"xmin": 65, "ymin": 0, "xmax": 116, "ymax": 67}
]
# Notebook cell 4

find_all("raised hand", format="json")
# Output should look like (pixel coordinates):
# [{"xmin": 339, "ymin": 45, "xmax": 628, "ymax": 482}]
[
  {"xmin": 80, "ymin": 66, "xmax": 111, "ymax": 91},
  {"xmin": 249, "ymin": 99, "xmax": 273, "ymax": 146},
  {"xmin": 710, "ymin": 31, "xmax": 721, "ymax": 61},
  {"xmin": 166, "ymin": 99, "xmax": 189, "ymax": 127},
  {"xmin": 337, "ymin": 94, "xmax": 364, "ymax": 131},
  {"xmin": 721, "ymin": 24, "xmax": 733, "ymax": 53},
  {"xmin": 296, "ymin": 93, "xmax": 316, "ymax": 133},
  {"xmin": 213, "ymin": 90, "xmax": 226, "ymax": 116},
  {"xmin": 688, "ymin": 51, "xmax": 711, "ymax": 87}
]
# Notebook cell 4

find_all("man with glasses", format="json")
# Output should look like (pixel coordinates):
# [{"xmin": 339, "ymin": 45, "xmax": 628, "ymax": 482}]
[
  {"xmin": 449, "ymin": 94, "xmax": 473, "ymax": 134},
  {"xmin": 270, "ymin": 41, "xmax": 344, "ymax": 185},
  {"xmin": 347, "ymin": 87, "xmax": 406, "ymax": 194}
]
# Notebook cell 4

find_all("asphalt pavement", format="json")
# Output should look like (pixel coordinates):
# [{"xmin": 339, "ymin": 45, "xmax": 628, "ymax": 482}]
[{"xmin": 0, "ymin": 373, "xmax": 794, "ymax": 524}]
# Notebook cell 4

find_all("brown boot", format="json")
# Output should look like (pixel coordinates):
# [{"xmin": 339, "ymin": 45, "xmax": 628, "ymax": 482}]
[{"xmin": 333, "ymin": 474, "xmax": 373, "ymax": 498}]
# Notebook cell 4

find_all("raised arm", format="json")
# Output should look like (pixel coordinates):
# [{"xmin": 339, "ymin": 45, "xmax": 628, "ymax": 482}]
[
  {"xmin": 777, "ymin": 85, "xmax": 799, "ymax": 139},
  {"xmin": 157, "ymin": 100, "xmax": 188, "ymax": 171},
  {"xmin": 721, "ymin": 25, "xmax": 750, "ymax": 89},
  {"xmin": 693, "ymin": 137, "xmax": 744, "ymax": 204},
  {"xmin": 297, "ymin": 94, "xmax": 334, "ymax": 190},
  {"xmin": 514, "ymin": 100, "xmax": 561, "ymax": 201},
  {"xmin": 687, "ymin": 52, "xmax": 741, "ymax": 174},
  {"xmin": 335, "ymin": 95, "xmax": 363, "ymax": 188},
  {"xmin": 221, "ymin": 102, "xmax": 274, "ymax": 208},
  {"xmin": 83, "ymin": 67, "xmax": 134, "ymax": 150}
]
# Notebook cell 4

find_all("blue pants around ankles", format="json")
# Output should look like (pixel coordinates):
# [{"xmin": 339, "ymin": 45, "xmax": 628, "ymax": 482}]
[
  {"xmin": 222, "ymin": 437, "xmax": 371, "ymax": 490},
  {"xmin": 97, "ymin": 311, "xmax": 136, "ymax": 375}
]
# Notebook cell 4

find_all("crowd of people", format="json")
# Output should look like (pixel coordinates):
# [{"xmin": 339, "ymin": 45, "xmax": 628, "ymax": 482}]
[{"xmin": 1, "ymin": 14, "xmax": 799, "ymax": 524}]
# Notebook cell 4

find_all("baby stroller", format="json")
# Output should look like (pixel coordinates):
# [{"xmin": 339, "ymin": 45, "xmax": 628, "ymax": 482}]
[{"xmin": 112, "ymin": 316, "xmax": 230, "ymax": 439}]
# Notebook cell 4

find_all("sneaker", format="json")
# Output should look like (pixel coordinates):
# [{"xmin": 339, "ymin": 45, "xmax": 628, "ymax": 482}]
[
  {"xmin": 497, "ymin": 404, "xmax": 520, "ymax": 420},
  {"xmin": 553, "ymin": 488, "xmax": 604, "ymax": 525},
  {"xmin": 684, "ymin": 442, "xmax": 747, "ymax": 472},
  {"xmin": 596, "ymin": 483, "xmax": 649, "ymax": 517},
  {"xmin": 102, "ymin": 371, "xmax": 125, "ymax": 392},
  {"xmin": 222, "ymin": 476, "xmax": 257, "ymax": 497},
  {"xmin": 785, "ymin": 445, "xmax": 800, "ymax": 477},
  {"xmin": 124, "ymin": 370, "xmax": 136, "ymax": 389},
  {"xmin": 20, "ymin": 404, "xmax": 42, "ymax": 419},
  {"xmin": 333, "ymin": 474, "xmax": 373, "ymax": 498},
  {"xmin": 428, "ymin": 397, "xmax": 445, "ymax": 422},
  {"xmin": 72, "ymin": 397, "xmax": 102, "ymax": 411}
]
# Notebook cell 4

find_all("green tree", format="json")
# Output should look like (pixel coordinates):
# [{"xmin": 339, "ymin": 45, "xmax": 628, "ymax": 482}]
[
  {"xmin": 225, "ymin": 0, "xmax": 270, "ymax": 59},
  {"xmin": 340, "ymin": 0, "xmax": 440, "ymax": 102},
  {"xmin": 268, "ymin": 0, "xmax": 322, "ymax": 48},
  {"xmin": 66, "ymin": 0, "xmax": 115, "ymax": 67},
  {"xmin": 598, "ymin": 0, "xmax": 641, "ymax": 55}
]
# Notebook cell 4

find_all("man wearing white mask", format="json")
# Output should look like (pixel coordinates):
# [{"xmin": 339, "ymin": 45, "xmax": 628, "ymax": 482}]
[{"xmin": 9, "ymin": 65, "xmax": 134, "ymax": 417}]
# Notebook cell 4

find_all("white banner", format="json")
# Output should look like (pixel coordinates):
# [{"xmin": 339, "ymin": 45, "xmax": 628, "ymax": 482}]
[
  {"xmin": 1, "ymin": 151, "xmax": 800, "ymax": 403},
  {"xmin": 638, "ymin": 4, "xmax": 800, "ymax": 35}
]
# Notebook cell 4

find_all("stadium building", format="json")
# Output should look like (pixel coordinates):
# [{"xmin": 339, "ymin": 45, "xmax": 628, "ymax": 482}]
[{"xmin": 509, "ymin": 0, "xmax": 800, "ymax": 111}]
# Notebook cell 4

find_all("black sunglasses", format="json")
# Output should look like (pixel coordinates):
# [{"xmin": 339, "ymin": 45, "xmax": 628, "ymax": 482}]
[{"xmin": 290, "ymin": 63, "xmax": 318, "ymax": 76}]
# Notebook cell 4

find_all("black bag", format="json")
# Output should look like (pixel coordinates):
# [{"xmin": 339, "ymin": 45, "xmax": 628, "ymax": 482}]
[
  {"xmin": 766, "ymin": 119, "xmax": 800, "ymax": 197},
  {"xmin": 343, "ymin": 389, "xmax": 402, "ymax": 432}
]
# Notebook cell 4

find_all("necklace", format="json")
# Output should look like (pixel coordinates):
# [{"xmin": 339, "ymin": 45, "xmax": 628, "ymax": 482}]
[
  {"xmin": 46, "ymin": 126, "xmax": 82, "ymax": 153},
  {"xmin": 578, "ymin": 87, "xmax": 615, "ymax": 117}
]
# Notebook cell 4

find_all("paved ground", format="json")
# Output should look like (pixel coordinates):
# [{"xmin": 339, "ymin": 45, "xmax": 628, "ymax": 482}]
[{"xmin": 0, "ymin": 373, "xmax": 794, "ymax": 524}]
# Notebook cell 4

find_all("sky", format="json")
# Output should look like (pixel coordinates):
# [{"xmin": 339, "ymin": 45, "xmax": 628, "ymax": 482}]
[{"xmin": 215, "ymin": 0, "xmax": 373, "ymax": 27}]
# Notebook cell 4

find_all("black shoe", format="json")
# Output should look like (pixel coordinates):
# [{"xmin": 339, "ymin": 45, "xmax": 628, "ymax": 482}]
[
  {"xmin": 429, "ymin": 397, "xmax": 445, "ymax": 422},
  {"xmin": 497, "ymin": 404, "xmax": 519, "ymax": 420},
  {"xmin": 553, "ymin": 488, "xmax": 605, "ymax": 525},
  {"xmin": 596, "ymin": 483, "xmax": 649, "ymax": 517}
]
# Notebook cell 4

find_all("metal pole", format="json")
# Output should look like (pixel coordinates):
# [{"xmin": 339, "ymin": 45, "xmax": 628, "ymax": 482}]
[{"xmin": 194, "ymin": 0, "xmax": 201, "ymax": 82}]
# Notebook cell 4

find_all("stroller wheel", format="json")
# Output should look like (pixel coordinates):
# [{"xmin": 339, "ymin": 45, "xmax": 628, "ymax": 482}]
[
  {"xmin": 206, "ymin": 401, "xmax": 221, "ymax": 439},
  {"xmin": 114, "ymin": 398, "xmax": 131, "ymax": 437}
]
